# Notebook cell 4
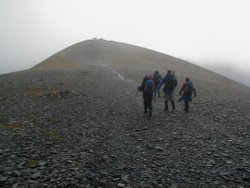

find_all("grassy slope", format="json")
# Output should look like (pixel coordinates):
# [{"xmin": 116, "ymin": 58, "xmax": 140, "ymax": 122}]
[{"xmin": 33, "ymin": 39, "xmax": 250, "ymax": 94}]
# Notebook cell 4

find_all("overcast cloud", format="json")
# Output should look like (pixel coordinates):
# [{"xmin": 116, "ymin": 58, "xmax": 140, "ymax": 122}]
[{"xmin": 0, "ymin": 0, "xmax": 250, "ymax": 86}]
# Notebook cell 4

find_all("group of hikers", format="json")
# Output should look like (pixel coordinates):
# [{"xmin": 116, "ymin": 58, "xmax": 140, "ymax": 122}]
[{"xmin": 138, "ymin": 70, "xmax": 196, "ymax": 117}]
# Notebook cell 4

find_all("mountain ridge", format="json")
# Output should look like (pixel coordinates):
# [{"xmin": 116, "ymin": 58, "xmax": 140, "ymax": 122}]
[{"xmin": 32, "ymin": 39, "xmax": 249, "ymax": 93}]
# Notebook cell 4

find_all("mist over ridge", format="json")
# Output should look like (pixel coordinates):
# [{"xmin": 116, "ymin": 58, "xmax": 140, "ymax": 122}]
[{"xmin": 204, "ymin": 63, "xmax": 250, "ymax": 88}]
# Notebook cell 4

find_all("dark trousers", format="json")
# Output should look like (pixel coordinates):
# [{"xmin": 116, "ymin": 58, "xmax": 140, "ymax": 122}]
[
  {"xmin": 154, "ymin": 83, "xmax": 160, "ymax": 98},
  {"xmin": 165, "ymin": 100, "xmax": 175, "ymax": 111},
  {"xmin": 184, "ymin": 101, "xmax": 189, "ymax": 112},
  {"xmin": 143, "ymin": 94, "xmax": 153, "ymax": 113}
]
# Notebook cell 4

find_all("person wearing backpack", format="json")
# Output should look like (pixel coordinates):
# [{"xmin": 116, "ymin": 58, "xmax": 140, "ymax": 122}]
[
  {"xmin": 153, "ymin": 70, "xmax": 162, "ymax": 98},
  {"xmin": 179, "ymin": 78, "xmax": 197, "ymax": 112},
  {"xmin": 140, "ymin": 74, "xmax": 154, "ymax": 116},
  {"xmin": 158, "ymin": 70, "xmax": 178, "ymax": 111}
]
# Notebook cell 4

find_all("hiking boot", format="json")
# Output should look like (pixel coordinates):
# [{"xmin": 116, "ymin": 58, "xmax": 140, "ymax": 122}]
[
  {"xmin": 164, "ymin": 101, "xmax": 168, "ymax": 111},
  {"xmin": 149, "ymin": 111, "xmax": 152, "ymax": 117},
  {"xmin": 184, "ymin": 102, "xmax": 189, "ymax": 112},
  {"xmin": 144, "ymin": 109, "xmax": 148, "ymax": 114},
  {"xmin": 171, "ymin": 100, "xmax": 175, "ymax": 110}
]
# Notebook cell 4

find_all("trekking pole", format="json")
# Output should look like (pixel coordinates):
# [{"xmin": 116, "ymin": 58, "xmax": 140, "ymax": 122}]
[{"xmin": 135, "ymin": 89, "xmax": 139, "ymax": 96}]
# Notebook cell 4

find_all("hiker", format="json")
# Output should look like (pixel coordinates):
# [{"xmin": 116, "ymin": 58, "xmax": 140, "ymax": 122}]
[
  {"xmin": 158, "ymin": 70, "xmax": 178, "ymax": 111},
  {"xmin": 153, "ymin": 70, "xmax": 162, "ymax": 98},
  {"xmin": 179, "ymin": 78, "xmax": 197, "ymax": 112},
  {"xmin": 139, "ymin": 74, "xmax": 154, "ymax": 116}
]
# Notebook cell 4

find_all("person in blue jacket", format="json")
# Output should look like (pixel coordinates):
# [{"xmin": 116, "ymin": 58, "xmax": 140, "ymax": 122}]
[{"xmin": 158, "ymin": 70, "xmax": 178, "ymax": 111}]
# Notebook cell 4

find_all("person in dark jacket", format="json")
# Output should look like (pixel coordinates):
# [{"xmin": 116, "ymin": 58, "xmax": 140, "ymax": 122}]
[
  {"xmin": 158, "ymin": 70, "xmax": 177, "ymax": 111},
  {"xmin": 140, "ymin": 74, "xmax": 154, "ymax": 116},
  {"xmin": 179, "ymin": 78, "xmax": 197, "ymax": 112}
]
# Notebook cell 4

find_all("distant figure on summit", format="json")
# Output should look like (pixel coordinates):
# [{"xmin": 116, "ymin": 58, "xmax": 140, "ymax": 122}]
[
  {"xmin": 158, "ymin": 70, "xmax": 178, "ymax": 111},
  {"xmin": 179, "ymin": 78, "xmax": 197, "ymax": 112},
  {"xmin": 139, "ymin": 74, "xmax": 154, "ymax": 117}
]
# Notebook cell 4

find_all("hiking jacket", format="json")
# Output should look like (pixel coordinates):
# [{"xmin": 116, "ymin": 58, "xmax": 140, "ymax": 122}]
[
  {"xmin": 179, "ymin": 81, "xmax": 196, "ymax": 102},
  {"xmin": 141, "ymin": 76, "xmax": 154, "ymax": 97},
  {"xmin": 157, "ymin": 74, "xmax": 177, "ymax": 94},
  {"xmin": 153, "ymin": 73, "xmax": 162, "ymax": 87}
]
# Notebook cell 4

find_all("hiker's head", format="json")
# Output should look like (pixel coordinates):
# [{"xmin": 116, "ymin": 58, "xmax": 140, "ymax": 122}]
[
  {"xmin": 148, "ymin": 74, "xmax": 153, "ymax": 79},
  {"xmin": 155, "ymin": 70, "xmax": 159, "ymax": 74},
  {"xmin": 186, "ymin": 78, "xmax": 190, "ymax": 82},
  {"xmin": 167, "ymin": 70, "xmax": 171, "ymax": 74}
]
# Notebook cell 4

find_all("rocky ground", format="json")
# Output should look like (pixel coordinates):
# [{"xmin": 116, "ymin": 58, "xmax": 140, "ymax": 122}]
[{"xmin": 0, "ymin": 65, "xmax": 250, "ymax": 188}]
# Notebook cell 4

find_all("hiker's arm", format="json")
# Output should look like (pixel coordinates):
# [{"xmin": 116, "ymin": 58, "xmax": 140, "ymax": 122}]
[
  {"xmin": 157, "ymin": 78, "xmax": 164, "ymax": 91},
  {"xmin": 179, "ymin": 84, "xmax": 185, "ymax": 95},
  {"xmin": 140, "ymin": 78, "xmax": 146, "ymax": 91},
  {"xmin": 174, "ymin": 78, "xmax": 178, "ymax": 87},
  {"xmin": 157, "ymin": 81, "xmax": 163, "ymax": 91}
]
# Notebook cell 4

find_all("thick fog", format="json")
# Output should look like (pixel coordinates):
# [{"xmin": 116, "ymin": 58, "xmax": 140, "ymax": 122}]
[
  {"xmin": 1, "ymin": 0, "xmax": 250, "ymax": 87},
  {"xmin": 206, "ymin": 63, "xmax": 250, "ymax": 87}
]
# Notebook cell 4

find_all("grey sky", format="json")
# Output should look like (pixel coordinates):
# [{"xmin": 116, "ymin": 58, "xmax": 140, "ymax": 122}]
[{"xmin": 0, "ymin": 0, "xmax": 249, "ymax": 86}]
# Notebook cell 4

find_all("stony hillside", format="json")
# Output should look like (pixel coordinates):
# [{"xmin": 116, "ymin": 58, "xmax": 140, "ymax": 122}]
[{"xmin": 0, "ymin": 39, "xmax": 249, "ymax": 187}]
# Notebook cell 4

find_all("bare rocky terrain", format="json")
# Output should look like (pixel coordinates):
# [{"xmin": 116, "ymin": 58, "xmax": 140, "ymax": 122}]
[{"xmin": 0, "ymin": 39, "xmax": 250, "ymax": 187}]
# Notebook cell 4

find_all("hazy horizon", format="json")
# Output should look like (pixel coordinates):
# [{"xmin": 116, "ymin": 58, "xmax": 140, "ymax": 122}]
[{"xmin": 1, "ymin": 0, "xmax": 250, "ymax": 87}]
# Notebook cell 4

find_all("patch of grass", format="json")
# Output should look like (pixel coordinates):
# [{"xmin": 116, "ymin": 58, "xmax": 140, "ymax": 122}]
[
  {"xmin": 24, "ymin": 88, "xmax": 48, "ymax": 97},
  {"xmin": 47, "ymin": 131, "xmax": 64, "ymax": 142},
  {"xmin": 28, "ymin": 159, "xmax": 39, "ymax": 167},
  {"xmin": 2, "ymin": 122, "xmax": 25, "ymax": 128}
]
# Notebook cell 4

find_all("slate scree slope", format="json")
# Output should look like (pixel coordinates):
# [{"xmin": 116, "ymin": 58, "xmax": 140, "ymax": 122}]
[{"xmin": 0, "ymin": 39, "xmax": 249, "ymax": 187}]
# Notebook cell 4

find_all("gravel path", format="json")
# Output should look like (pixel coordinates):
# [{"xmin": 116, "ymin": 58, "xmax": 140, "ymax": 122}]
[{"xmin": 0, "ymin": 65, "xmax": 249, "ymax": 188}]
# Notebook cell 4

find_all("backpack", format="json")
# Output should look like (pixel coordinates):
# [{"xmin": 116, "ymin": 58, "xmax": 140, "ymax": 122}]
[
  {"xmin": 164, "ymin": 77, "xmax": 175, "ymax": 90},
  {"xmin": 153, "ymin": 74, "xmax": 161, "ymax": 85},
  {"xmin": 184, "ymin": 81, "xmax": 193, "ymax": 95},
  {"xmin": 144, "ymin": 79, "xmax": 154, "ymax": 94}
]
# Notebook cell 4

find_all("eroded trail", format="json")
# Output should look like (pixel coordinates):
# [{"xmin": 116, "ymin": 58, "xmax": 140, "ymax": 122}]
[{"xmin": 0, "ymin": 66, "xmax": 249, "ymax": 187}]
